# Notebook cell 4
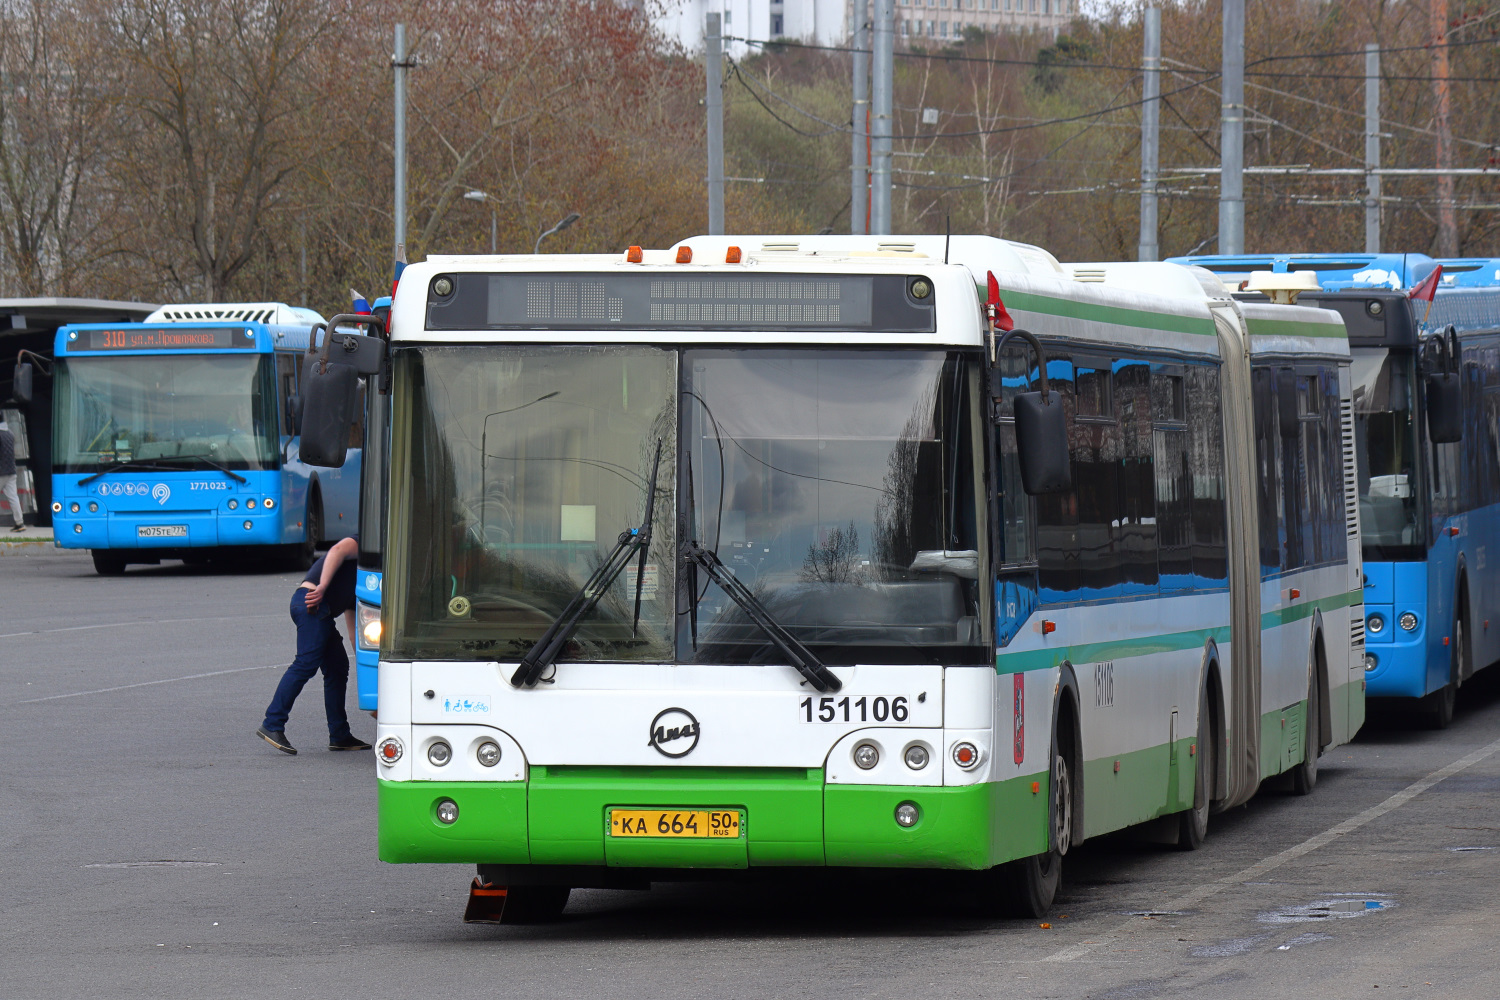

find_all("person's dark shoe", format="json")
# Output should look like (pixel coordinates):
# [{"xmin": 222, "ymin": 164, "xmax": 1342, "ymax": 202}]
[
  {"xmin": 328, "ymin": 736, "xmax": 372, "ymax": 751},
  {"xmin": 256, "ymin": 726, "xmax": 297, "ymax": 755},
  {"xmin": 10, "ymin": 524, "xmax": 24, "ymax": 532}
]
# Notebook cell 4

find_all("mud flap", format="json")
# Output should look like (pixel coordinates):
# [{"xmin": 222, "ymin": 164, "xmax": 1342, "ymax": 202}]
[{"xmin": 462, "ymin": 878, "xmax": 508, "ymax": 924}]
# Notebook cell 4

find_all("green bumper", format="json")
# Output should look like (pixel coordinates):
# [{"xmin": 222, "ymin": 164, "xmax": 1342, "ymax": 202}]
[{"xmin": 378, "ymin": 765, "xmax": 1048, "ymax": 870}]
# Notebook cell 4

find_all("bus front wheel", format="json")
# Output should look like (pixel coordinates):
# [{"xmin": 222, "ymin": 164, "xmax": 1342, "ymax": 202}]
[
  {"xmin": 91, "ymin": 550, "xmax": 126, "ymax": 576},
  {"xmin": 289, "ymin": 500, "xmax": 321, "ymax": 571},
  {"xmin": 1421, "ymin": 615, "xmax": 1463, "ymax": 730},
  {"xmin": 1003, "ymin": 750, "xmax": 1071, "ymax": 917}
]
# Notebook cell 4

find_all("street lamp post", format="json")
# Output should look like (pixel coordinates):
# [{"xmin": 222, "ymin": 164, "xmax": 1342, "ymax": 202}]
[
  {"xmin": 534, "ymin": 212, "xmax": 581, "ymax": 255},
  {"xmin": 463, "ymin": 189, "xmax": 497, "ymax": 253}
]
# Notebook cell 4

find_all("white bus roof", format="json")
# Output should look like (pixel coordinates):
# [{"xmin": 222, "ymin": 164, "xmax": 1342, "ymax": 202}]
[{"xmin": 144, "ymin": 302, "xmax": 325, "ymax": 326}]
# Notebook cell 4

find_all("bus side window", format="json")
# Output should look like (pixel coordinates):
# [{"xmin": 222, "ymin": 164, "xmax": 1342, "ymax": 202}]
[
  {"xmin": 1152, "ymin": 367, "xmax": 1191, "ymax": 592},
  {"xmin": 1114, "ymin": 358, "xmax": 1158, "ymax": 594},
  {"xmin": 275, "ymin": 353, "xmax": 298, "ymax": 436},
  {"xmin": 1187, "ymin": 364, "xmax": 1228, "ymax": 585},
  {"xmin": 1251, "ymin": 366, "xmax": 1282, "ymax": 577}
]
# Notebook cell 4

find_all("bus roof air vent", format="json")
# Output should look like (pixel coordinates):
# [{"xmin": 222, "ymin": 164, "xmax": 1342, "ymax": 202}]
[
  {"xmin": 760, "ymin": 242, "xmax": 799, "ymax": 253},
  {"xmin": 143, "ymin": 302, "xmax": 323, "ymax": 327},
  {"xmin": 876, "ymin": 242, "xmax": 917, "ymax": 253},
  {"xmin": 1072, "ymin": 267, "xmax": 1108, "ymax": 283}
]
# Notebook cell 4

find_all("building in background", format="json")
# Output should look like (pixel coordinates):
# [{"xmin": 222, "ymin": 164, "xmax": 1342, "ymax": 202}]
[{"xmin": 655, "ymin": 0, "xmax": 1076, "ymax": 55}]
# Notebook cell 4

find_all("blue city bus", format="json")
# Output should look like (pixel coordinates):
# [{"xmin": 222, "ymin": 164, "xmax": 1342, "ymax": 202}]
[
  {"xmin": 51, "ymin": 302, "xmax": 362, "ymax": 575},
  {"xmin": 1169, "ymin": 253, "xmax": 1500, "ymax": 726},
  {"xmin": 354, "ymin": 296, "xmax": 392, "ymax": 711}
]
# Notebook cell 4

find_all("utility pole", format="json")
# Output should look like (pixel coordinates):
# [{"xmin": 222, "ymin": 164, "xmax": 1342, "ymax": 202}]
[
  {"xmin": 1365, "ymin": 43, "xmax": 1381, "ymax": 254},
  {"xmin": 1138, "ymin": 4, "xmax": 1161, "ymax": 262},
  {"xmin": 393, "ymin": 24, "xmax": 408, "ymax": 258},
  {"xmin": 851, "ymin": 0, "xmax": 869, "ymax": 235},
  {"xmin": 1431, "ymin": 0, "xmax": 1458, "ymax": 256},
  {"xmin": 1219, "ymin": 0, "xmax": 1245, "ymax": 254},
  {"xmin": 870, "ymin": 0, "xmax": 894, "ymax": 234},
  {"xmin": 706, "ymin": 13, "xmax": 726, "ymax": 236}
]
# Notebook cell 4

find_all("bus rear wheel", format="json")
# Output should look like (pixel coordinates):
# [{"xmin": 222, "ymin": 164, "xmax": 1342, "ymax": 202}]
[
  {"xmin": 91, "ymin": 550, "xmax": 126, "ymax": 576},
  {"xmin": 1290, "ymin": 657, "xmax": 1321, "ymax": 796},
  {"xmin": 1177, "ymin": 686, "xmax": 1214, "ymax": 849}
]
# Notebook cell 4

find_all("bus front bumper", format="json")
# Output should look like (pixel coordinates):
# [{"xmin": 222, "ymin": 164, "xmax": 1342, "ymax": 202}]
[{"xmin": 376, "ymin": 767, "xmax": 1048, "ymax": 872}]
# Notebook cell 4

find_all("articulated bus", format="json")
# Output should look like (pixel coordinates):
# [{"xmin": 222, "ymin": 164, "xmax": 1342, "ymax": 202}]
[
  {"xmin": 50, "ymin": 302, "xmax": 362, "ymax": 574},
  {"xmin": 1171, "ymin": 253, "xmax": 1500, "ymax": 726},
  {"xmin": 342, "ymin": 237, "xmax": 1362, "ymax": 921}
]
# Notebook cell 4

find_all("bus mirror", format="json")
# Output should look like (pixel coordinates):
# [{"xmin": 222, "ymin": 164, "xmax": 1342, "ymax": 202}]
[
  {"xmin": 326, "ymin": 331, "xmax": 384, "ymax": 375},
  {"xmin": 1426, "ymin": 373, "xmax": 1463, "ymax": 444},
  {"xmin": 12, "ymin": 361, "xmax": 31, "ymax": 404},
  {"xmin": 298, "ymin": 359, "xmax": 358, "ymax": 467},
  {"xmin": 1013, "ymin": 390, "xmax": 1072, "ymax": 495}
]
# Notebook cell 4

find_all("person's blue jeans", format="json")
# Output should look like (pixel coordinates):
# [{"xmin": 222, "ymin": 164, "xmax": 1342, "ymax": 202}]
[{"xmin": 262, "ymin": 588, "xmax": 353, "ymax": 741}]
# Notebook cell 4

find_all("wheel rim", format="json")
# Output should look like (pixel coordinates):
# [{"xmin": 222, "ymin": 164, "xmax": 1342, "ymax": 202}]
[{"xmin": 1053, "ymin": 754, "xmax": 1072, "ymax": 856}]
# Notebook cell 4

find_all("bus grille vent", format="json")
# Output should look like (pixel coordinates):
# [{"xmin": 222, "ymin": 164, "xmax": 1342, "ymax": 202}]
[
  {"xmin": 876, "ymin": 242, "xmax": 917, "ymax": 253},
  {"xmin": 1350, "ymin": 617, "xmax": 1365, "ymax": 648},
  {"xmin": 1072, "ymin": 267, "xmax": 1108, "ymax": 283},
  {"xmin": 760, "ymin": 242, "xmax": 799, "ymax": 253},
  {"xmin": 157, "ymin": 306, "xmax": 276, "ymax": 324},
  {"xmin": 1340, "ymin": 396, "xmax": 1360, "ymax": 539}
]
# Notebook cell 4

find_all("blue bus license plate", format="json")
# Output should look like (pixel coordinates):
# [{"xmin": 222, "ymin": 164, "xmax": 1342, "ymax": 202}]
[{"xmin": 137, "ymin": 525, "xmax": 188, "ymax": 538}]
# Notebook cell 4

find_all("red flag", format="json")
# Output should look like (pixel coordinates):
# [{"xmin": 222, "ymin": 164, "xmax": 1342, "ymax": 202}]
[
  {"xmin": 1408, "ymin": 264, "xmax": 1443, "ymax": 302},
  {"xmin": 986, "ymin": 270, "xmax": 1015, "ymax": 331}
]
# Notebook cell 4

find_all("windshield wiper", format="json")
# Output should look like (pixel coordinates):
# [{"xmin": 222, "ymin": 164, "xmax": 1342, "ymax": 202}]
[
  {"xmin": 78, "ymin": 460, "xmax": 176, "ymax": 485},
  {"xmin": 160, "ymin": 454, "xmax": 249, "ymax": 484},
  {"xmin": 510, "ymin": 440, "xmax": 662, "ymax": 689},
  {"xmin": 680, "ymin": 539, "xmax": 842, "ymax": 693}
]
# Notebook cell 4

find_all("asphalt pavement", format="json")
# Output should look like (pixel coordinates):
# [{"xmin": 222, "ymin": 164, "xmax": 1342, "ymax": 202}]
[{"xmin": 2, "ymin": 547, "xmax": 1498, "ymax": 999}]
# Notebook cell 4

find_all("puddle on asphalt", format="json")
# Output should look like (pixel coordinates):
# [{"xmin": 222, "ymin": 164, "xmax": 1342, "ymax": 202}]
[
  {"xmin": 1275, "ymin": 932, "xmax": 1332, "ymax": 950},
  {"xmin": 1190, "ymin": 934, "xmax": 1273, "ymax": 957},
  {"xmin": 84, "ymin": 861, "xmax": 222, "ymax": 868},
  {"xmin": 1258, "ymin": 893, "xmax": 1395, "ymax": 924},
  {"xmin": 1447, "ymin": 846, "xmax": 1496, "ymax": 852}
]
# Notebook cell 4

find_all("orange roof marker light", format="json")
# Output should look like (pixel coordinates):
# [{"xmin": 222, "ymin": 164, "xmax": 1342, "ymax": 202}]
[
  {"xmin": 676, "ymin": 246, "xmax": 693, "ymax": 264},
  {"xmin": 725, "ymin": 246, "xmax": 742, "ymax": 263},
  {"xmin": 626, "ymin": 246, "xmax": 644, "ymax": 263}
]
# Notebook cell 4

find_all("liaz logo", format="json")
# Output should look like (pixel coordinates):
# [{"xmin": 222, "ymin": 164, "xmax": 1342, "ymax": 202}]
[{"xmin": 647, "ymin": 707, "xmax": 700, "ymax": 758}]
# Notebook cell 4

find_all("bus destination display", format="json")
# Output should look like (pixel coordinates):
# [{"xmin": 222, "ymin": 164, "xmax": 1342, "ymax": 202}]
[
  {"xmin": 68, "ymin": 327, "xmax": 250, "ymax": 352},
  {"xmin": 425, "ymin": 272, "xmax": 936, "ymax": 333}
]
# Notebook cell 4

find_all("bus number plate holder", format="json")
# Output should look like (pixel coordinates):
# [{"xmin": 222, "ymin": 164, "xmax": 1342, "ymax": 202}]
[
  {"xmin": 609, "ymin": 809, "xmax": 741, "ymax": 839},
  {"xmin": 138, "ymin": 525, "xmax": 188, "ymax": 537}
]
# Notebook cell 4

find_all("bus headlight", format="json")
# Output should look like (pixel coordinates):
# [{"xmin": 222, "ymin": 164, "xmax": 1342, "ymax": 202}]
[
  {"xmin": 70, "ymin": 502, "xmax": 79, "ymax": 513},
  {"xmin": 1366, "ymin": 613, "xmax": 1385, "ymax": 635},
  {"xmin": 228, "ymin": 499, "xmax": 238, "ymax": 510},
  {"xmin": 1399, "ymin": 612, "xmax": 1419, "ymax": 632},
  {"xmin": 427, "ymin": 741, "xmax": 452, "ymax": 766},
  {"xmin": 435, "ymin": 799, "xmax": 459, "ymax": 824},
  {"xmin": 853, "ymin": 743, "xmax": 879, "ymax": 770},
  {"xmin": 246, "ymin": 498, "xmax": 257, "ymax": 509},
  {"xmin": 88, "ymin": 502, "xmax": 98, "ymax": 512},
  {"xmin": 903, "ymin": 743, "xmax": 930, "ymax": 770},
  {"xmin": 357, "ymin": 603, "xmax": 382, "ymax": 649},
  {"xmin": 476, "ymin": 741, "xmax": 501, "ymax": 767},
  {"xmin": 1364, "ymin": 653, "xmax": 1378, "ymax": 672}
]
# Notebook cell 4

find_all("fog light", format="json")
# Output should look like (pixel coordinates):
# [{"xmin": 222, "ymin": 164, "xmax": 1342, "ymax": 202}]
[
  {"xmin": 1399, "ymin": 612, "xmax": 1419, "ymax": 632},
  {"xmin": 427, "ymin": 741, "xmax": 452, "ymax": 766},
  {"xmin": 435, "ymin": 799, "xmax": 459, "ymax": 824},
  {"xmin": 51, "ymin": 501, "xmax": 62, "ymax": 513},
  {"xmin": 1367, "ymin": 614, "xmax": 1385, "ymax": 634},
  {"xmin": 1364, "ymin": 653, "xmax": 1378, "ymax": 672},
  {"xmin": 70, "ymin": 502, "xmax": 80, "ymax": 512},
  {"xmin": 854, "ymin": 743, "xmax": 879, "ymax": 770},
  {"xmin": 953, "ymin": 741, "xmax": 981, "ymax": 769},
  {"xmin": 263, "ymin": 498, "xmax": 275, "ymax": 510},
  {"xmin": 377, "ymin": 736, "xmax": 403, "ymax": 765},
  {"xmin": 903, "ymin": 743, "xmax": 930, "ymax": 769},
  {"xmin": 243, "ymin": 520, "xmax": 253, "ymax": 530},
  {"xmin": 228, "ymin": 499, "xmax": 238, "ymax": 510},
  {"xmin": 88, "ymin": 502, "xmax": 98, "ymax": 512},
  {"xmin": 476, "ymin": 741, "xmax": 501, "ymax": 767},
  {"xmin": 894, "ymin": 801, "xmax": 920, "ymax": 827},
  {"xmin": 73, "ymin": 523, "xmax": 82, "ymax": 533}
]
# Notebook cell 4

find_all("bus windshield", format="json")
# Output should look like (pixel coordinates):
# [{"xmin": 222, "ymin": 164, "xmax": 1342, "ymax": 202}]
[
  {"xmin": 680, "ymin": 349, "xmax": 988, "ymax": 665},
  {"xmin": 54, "ymin": 354, "xmax": 278, "ymax": 472},
  {"xmin": 1350, "ymin": 346, "xmax": 1424, "ymax": 559}
]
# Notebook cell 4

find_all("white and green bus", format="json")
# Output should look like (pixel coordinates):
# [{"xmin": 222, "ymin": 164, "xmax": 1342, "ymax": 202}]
[{"xmin": 347, "ymin": 236, "xmax": 1364, "ymax": 921}]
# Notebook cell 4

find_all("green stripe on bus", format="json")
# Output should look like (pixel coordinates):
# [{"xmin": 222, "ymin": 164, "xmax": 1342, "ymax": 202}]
[
  {"xmin": 995, "ymin": 589, "xmax": 1363, "ymax": 674},
  {"xmin": 991, "ymin": 288, "xmax": 1217, "ymax": 337},
  {"xmin": 1246, "ymin": 316, "xmax": 1346, "ymax": 340}
]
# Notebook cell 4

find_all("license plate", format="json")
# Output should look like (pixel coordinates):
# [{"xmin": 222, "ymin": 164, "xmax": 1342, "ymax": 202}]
[
  {"xmin": 137, "ymin": 525, "xmax": 188, "ymax": 538},
  {"xmin": 609, "ymin": 808, "xmax": 740, "ymax": 839}
]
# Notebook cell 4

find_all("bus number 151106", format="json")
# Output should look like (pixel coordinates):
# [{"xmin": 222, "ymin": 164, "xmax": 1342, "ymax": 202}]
[{"xmin": 800, "ymin": 695, "xmax": 909, "ymax": 723}]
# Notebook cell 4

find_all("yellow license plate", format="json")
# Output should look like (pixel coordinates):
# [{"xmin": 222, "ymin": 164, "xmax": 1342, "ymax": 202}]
[{"xmin": 609, "ymin": 809, "xmax": 740, "ymax": 839}]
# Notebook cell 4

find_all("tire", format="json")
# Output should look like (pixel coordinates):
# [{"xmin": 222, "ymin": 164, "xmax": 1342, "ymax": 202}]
[
  {"xmin": 498, "ymin": 885, "xmax": 571, "ymax": 924},
  {"xmin": 1291, "ymin": 659, "xmax": 1320, "ymax": 796},
  {"xmin": 1003, "ymin": 747, "xmax": 1071, "ymax": 917},
  {"xmin": 91, "ymin": 550, "xmax": 127, "ymax": 576},
  {"xmin": 289, "ymin": 499, "xmax": 321, "ymax": 571},
  {"xmin": 1421, "ymin": 615, "xmax": 1462, "ymax": 730},
  {"xmin": 1178, "ymin": 685, "xmax": 1213, "ymax": 849}
]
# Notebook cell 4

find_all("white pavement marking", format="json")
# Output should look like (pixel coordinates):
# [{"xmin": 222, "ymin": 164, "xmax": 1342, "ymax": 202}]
[
  {"xmin": 1043, "ymin": 734, "xmax": 1500, "ymax": 962},
  {"xmin": 12, "ymin": 664, "xmax": 282, "ymax": 705},
  {"xmin": 0, "ymin": 614, "xmax": 280, "ymax": 640}
]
